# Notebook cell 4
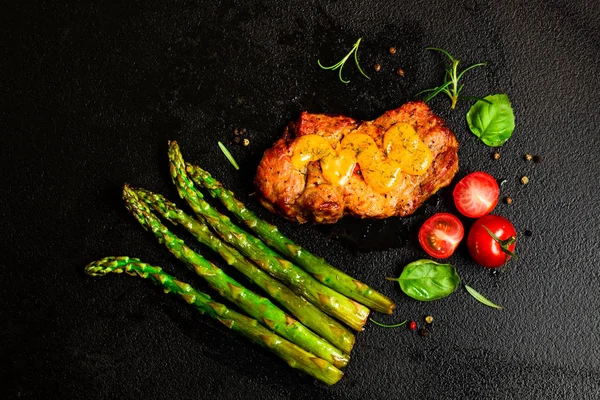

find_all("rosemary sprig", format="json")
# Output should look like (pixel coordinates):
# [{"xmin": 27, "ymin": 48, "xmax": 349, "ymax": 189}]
[
  {"xmin": 418, "ymin": 47, "xmax": 487, "ymax": 109},
  {"xmin": 318, "ymin": 38, "xmax": 370, "ymax": 84},
  {"xmin": 218, "ymin": 141, "xmax": 239, "ymax": 170}
]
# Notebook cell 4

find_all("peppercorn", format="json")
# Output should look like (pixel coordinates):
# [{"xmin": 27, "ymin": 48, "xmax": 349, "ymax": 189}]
[
  {"xmin": 396, "ymin": 68, "xmax": 405, "ymax": 77},
  {"xmin": 524, "ymin": 153, "xmax": 533, "ymax": 161},
  {"xmin": 425, "ymin": 315, "xmax": 433, "ymax": 324},
  {"xmin": 504, "ymin": 196, "xmax": 513, "ymax": 205},
  {"xmin": 234, "ymin": 128, "xmax": 240, "ymax": 135},
  {"xmin": 418, "ymin": 328, "xmax": 429, "ymax": 337},
  {"xmin": 389, "ymin": 47, "xmax": 397, "ymax": 55},
  {"xmin": 373, "ymin": 63, "xmax": 381, "ymax": 72},
  {"xmin": 533, "ymin": 155, "xmax": 542, "ymax": 163},
  {"xmin": 243, "ymin": 138, "xmax": 250, "ymax": 147},
  {"xmin": 524, "ymin": 230, "xmax": 533, "ymax": 237},
  {"xmin": 492, "ymin": 152, "xmax": 500, "ymax": 160},
  {"xmin": 520, "ymin": 176, "xmax": 529, "ymax": 185},
  {"xmin": 409, "ymin": 321, "xmax": 417, "ymax": 331},
  {"xmin": 233, "ymin": 136, "xmax": 241, "ymax": 144},
  {"xmin": 240, "ymin": 128, "xmax": 247, "ymax": 135}
]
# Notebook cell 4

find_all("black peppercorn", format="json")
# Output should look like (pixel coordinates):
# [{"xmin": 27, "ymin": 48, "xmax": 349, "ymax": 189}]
[{"xmin": 418, "ymin": 328, "xmax": 429, "ymax": 337}]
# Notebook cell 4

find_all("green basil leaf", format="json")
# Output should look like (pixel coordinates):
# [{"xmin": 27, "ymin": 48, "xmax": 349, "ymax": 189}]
[
  {"xmin": 466, "ymin": 94, "xmax": 515, "ymax": 147},
  {"xmin": 465, "ymin": 285, "xmax": 503, "ymax": 309},
  {"xmin": 396, "ymin": 259, "xmax": 460, "ymax": 301}
]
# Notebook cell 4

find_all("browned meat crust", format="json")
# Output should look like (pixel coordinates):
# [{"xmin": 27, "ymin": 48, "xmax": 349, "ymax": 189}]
[{"xmin": 254, "ymin": 101, "xmax": 459, "ymax": 224}]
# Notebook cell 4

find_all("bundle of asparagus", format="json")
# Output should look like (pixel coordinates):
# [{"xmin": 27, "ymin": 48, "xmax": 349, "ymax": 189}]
[
  {"xmin": 85, "ymin": 141, "xmax": 396, "ymax": 385},
  {"xmin": 185, "ymin": 160, "xmax": 396, "ymax": 314}
]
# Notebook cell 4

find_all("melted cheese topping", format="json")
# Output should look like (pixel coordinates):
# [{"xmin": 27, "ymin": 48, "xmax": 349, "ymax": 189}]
[
  {"xmin": 290, "ymin": 123, "xmax": 432, "ymax": 193},
  {"xmin": 383, "ymin": 123, "xmax": 432, "ymax": 175}
]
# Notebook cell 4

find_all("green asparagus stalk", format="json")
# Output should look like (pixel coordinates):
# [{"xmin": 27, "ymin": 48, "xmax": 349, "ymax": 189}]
[
  {"xmin": 186, "ymin": 162, "xmax": 396, "ymax": 314},
  {"xmin": 122, "ymin": 186, "xmax": 349, "ymax": 368},
  {"xmin": 134, "ymin": 187, "xmax": 355, "ymax": 354},
  {"xmin": 168, "ymin": 141, "xmax": 370, "ymax": 331},
  {"xmin": 85, "ymin": 256, "xmax": 343, "ymax": 385}
]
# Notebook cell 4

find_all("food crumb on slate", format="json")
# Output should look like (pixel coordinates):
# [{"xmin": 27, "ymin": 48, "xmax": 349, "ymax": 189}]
[
  {"xmin": 504, "ymin": 196, "xmax": 513, "ymax": 205},
  {"xmin": 425, "ymin": 315, "xmax": 434, "ymax": 324},
  {"xmin": 373, "ymin": 63, "xmax": 381, "ymax": 72},
  {"xmin": 493, "ymin": 151, "xmax": 501, "ymax": 160},
  {"xmin": 389, "ymin": 47, "xmax": 397, "ymax": 55},
  {"xmin": 396, "ymin": 68, "xmax": 405, "ymax": 77},
  {"xmin": 243, "ymin": 138, "xmax": 250, "ymax": 146},
  {"xmin": 520, "ymin": 176, "xmax": 529, "ymax": 185},
  {"xmin": 524, "ymin": 153, "xmax": 533, "ymax": 161},
  {"xmin": 409, "ymin": 321, "xmax": 417, "ymax": 331}
]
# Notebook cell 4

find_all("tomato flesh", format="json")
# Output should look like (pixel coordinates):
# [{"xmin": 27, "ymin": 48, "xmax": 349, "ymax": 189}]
[
  {"xmin": 453, "ymin": 172, "xmax": 500, "ymax": 218},
  {"xmin": 418, "ymin": 213, "xmax": 464, "ymax": 258},
  {"xmin": 467, "ymin": 215, "xmax": 517, "ymax": 268}
]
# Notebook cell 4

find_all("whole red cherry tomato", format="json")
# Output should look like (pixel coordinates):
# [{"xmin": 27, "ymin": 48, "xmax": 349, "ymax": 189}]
[
  {"xmin": 453, "ymin": 172, "xmax": 500, "ymax": 218},
  {"xmin": 467, "ymin": 215, "xmax": 517, "ymax": 268},
  {"xmin": 418, "ymin": 213, "xmax": 464, "ymax": 258}
]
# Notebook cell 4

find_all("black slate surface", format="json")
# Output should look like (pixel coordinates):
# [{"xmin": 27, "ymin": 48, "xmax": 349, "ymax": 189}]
[{"xmin": 2, "ymin": 0, "xmax": 600, "ymax": 399}]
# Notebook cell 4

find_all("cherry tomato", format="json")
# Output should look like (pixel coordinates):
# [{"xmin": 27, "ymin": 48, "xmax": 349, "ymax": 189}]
[
  {"xmin": 453, "ymin": 172, "xmax": 500, "ymax": 218},
  {"xmin": 418, "ymin": 213, "xmax": 464, "ymax": 258},
  {"xmin": 467, "ymin": 215, "xmax": 517, "ymax": 268}
]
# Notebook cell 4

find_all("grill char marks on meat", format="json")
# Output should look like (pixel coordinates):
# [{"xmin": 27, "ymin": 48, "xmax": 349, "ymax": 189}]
[{"xmin": 255, "ymin": 101, "xmax": 459, "ymax": 224}]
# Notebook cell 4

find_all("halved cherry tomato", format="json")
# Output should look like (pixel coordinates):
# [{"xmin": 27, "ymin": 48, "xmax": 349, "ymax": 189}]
[
  {"xmin": 453, "ymin": 172, "xmax": 500, "ymax": 218},
  {"xmin": 467, "ymin": 215, "xmax": 517, "ymax": 268},
  {"xmin": 418, "ymin": 213, "xmax": 464, "ymax": 258}
]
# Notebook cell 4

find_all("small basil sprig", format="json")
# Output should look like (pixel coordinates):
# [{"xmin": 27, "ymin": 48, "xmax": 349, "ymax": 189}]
[
  {"xmin": 387, "ymin": 260, "xmax": 503, "ymax": 310},
  {"xmin": 386, "ymin": 259, "xmax": 460, "ymax": 301},
  {"xmin": 466, "ymin": 94, "xmax": 516, "ymax": 147}
]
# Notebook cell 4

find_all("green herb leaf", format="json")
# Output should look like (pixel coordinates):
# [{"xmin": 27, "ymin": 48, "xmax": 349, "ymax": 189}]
[
  {"xmin": 388, "ymin": 259, "xmax": 460, "ymax": 301},
  {"xmin": 466, "ymin": 94, "xmax": 516, "ymax": 147},
  {"xmin": 369, "ymin": 318, "xmax": 407, "ymax": 328},
  {"xmin": 465, "ymin": 284, "xmax": 503, "ymax": 310},
  {"xmin": 218, "ymin": 141, "xmax": 240, "ymax": 170}
]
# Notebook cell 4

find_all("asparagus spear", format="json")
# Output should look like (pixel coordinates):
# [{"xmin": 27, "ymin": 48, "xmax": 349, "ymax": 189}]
[
  {"xmin": 122, "ymin": 186, "xmax": 349, "ymax": 368},
  {"xmin": 85, "ymin": 256, "xmax": 344, "ymax": 385},
  {"xmin": 134, "ymin": 187, "xmax": 355, "ymax": 354},
  {"xmin": 186, "ymin": 162, "xmax": 396, "ymax": 314},
  {"xmin": 168, "ymin": 141, "xmax": 370, "ymax": 331}
]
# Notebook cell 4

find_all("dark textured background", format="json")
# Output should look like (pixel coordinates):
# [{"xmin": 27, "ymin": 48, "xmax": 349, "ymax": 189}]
[{"xmin": 2, "ymin": 0, "xmax": 599, "ymax": 398}]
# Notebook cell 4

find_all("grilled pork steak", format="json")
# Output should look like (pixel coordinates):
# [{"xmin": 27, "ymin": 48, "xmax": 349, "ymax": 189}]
[{"xmin": 255, "ymin": 101, "xmax": 459, "ymax": 224}]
